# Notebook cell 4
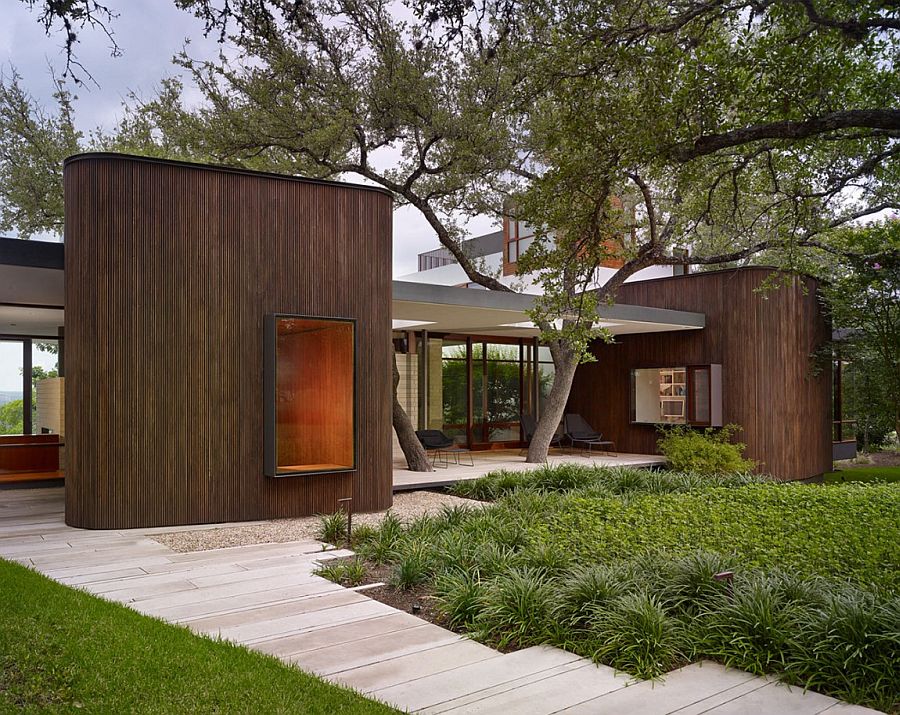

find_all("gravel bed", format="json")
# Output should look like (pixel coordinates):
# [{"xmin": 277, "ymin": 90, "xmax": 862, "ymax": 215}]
[{"xmin": 152, "ymin": 490, "xmax": 481, "ymax": 553}]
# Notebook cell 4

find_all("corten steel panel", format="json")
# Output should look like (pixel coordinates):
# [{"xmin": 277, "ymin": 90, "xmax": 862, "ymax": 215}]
[
  {"xmin": 568, "ymin": 268, "xmax": 831, "ymax": 481},
  {"xmin": 64, "ymin": 154, "xmax": 393, "ymax": 529}
]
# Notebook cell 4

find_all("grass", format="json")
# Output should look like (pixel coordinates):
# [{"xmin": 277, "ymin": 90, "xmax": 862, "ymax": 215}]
[
  {"xmin": 824, "ymin": 466, "xmax": 900, "ymax": 483},
  {"xmin": 0, "ymin": 559, "xmax": 397, "ymax": 714},
  {"xmin": 344, "ymin": 466, "xmax": 900, "ymax": 712}
]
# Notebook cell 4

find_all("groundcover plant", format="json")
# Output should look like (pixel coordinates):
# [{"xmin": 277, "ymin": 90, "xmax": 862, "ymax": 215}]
[{"xmin": 318, "ymin": 466, "xmax": 900, "ymax": 712}]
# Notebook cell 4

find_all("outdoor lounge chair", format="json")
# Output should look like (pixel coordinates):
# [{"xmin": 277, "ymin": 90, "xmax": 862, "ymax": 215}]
[
  {"xmin": 415, "ymin": 429, "xmax": 474, "ymax": 468},
  {"xmin": 563, "ymin": 414, "xmax": 617, "ymax": 457},
  {"xmin": 519, "ymin": 414, "xmax": 562, "ymax": 457}
]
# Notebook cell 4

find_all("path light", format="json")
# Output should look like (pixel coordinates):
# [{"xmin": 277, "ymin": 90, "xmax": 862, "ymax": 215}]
[
  {"xmin": 411, "ymin": 603, "xmax": 422, "ymax": 614},
  {"xmin": 713, "ymin": 570, "xmax": 735, "ymax": 598},
  {"xmin": 338, "ymin": 497, "xmax": 353, "ymax": 542}
]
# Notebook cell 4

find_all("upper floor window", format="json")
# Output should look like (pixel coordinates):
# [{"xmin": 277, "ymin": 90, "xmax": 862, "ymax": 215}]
[{"xmin": 506, "ymin": 220, "xmax": 536, "ymax": 263}]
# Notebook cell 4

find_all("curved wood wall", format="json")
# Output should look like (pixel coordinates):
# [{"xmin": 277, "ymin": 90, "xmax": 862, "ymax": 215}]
[
  {"xmin": 568, "ymin": 268, "xmax": 831, "ymax": 480},
  {"xmin": 64, "ymin": 154, "xmax": 393, "ymax": 528}
]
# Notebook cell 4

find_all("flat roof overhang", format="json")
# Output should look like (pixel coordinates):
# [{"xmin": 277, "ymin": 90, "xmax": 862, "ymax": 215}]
[
  {"xmin": 0, "ymin": 238, "xmax": 65, "ymax": 337},
  {"xmin": 391, "ymin": 280, "xmax": 705, "ymax": 336},
  {"xmin": 0, "ymin": 241, "xmax": 705, "ymax": 338}
]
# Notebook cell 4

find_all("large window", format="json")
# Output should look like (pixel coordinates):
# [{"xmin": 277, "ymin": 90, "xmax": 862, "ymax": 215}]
[
  {"xmin": 265, "ymin": 315, "xmax": 355, "ymax": 477},
  {"xmin": 631, "ymin": 365, "xmax": 722, "ymax": 426}
]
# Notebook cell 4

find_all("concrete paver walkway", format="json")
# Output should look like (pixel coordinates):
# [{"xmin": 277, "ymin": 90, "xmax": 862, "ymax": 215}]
[{"xmin": 0, "ymin": 488, "xmax": 882, "ymax": 714}]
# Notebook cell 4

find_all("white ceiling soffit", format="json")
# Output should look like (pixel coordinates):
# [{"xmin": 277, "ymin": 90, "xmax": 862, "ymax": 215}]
[
  {"xmin": 391, "ymin": 281, "xmax": 705, "ymax": 337},
  {"xmin": 0, "ymin": 305, "xmax": 64, "ymax": 338}
]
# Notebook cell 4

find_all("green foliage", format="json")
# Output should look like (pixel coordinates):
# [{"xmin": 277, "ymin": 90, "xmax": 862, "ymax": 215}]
[
  {"xmin": 0, "ymin": 398, "xmax": 24, "ymax": 435},
  {"xmin": 450, "ymin": 464, "xmax": 762, "ymax": 501},
  {"xmin": 544, "ymin": 484, "xmax": 900, "ymax": 590},
  {"xmin": 315, "ymin": 558, "xmax": 366, "ymax": 587},
  {"xmin": 355, "ymin": 512, "xmax": 405, "ymax": 564},
  {"xmin": 478, "ymin": 568, "xmax": 556, "ymax": 649},
  {"xmin": 788, "ymin": 591, "xmax": 900, "ymax": 709},
  {"xmin": 356, "ymin": 472, "xmax": 899, "ymax": 709},
  {"xmin": 657, "ymin": 425, "xmax": 756, "ymax": 474},
  {"xmin": 0, "ymin": 559, "xmax": 396, "ymax": 713},
  {"xmin": 824, "ymin": 222, "xmax": 900, "ymax": 445},
  {"xmin": 433, "ymin": 571, "xmax": 486, "ymax": 631},
  {"xmin": 316, "ymin": 511, "xmax": 348, "ymax": 545},
  {"xmin": 589, "ymin": 592, "xmax": 685, "ymax": 680},
  {"xmin": 824, "ymin": 467, "xmax": 900, "ymax": 484},
  {"xmin": 697, "ymin": 575, "xmax": 802, "ymax": 674},
  {"xmin": 390, "ymin": 543, "xmax": 434, "ymax": 590}
]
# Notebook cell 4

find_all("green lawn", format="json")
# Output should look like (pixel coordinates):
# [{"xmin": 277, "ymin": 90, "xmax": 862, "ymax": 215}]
[
  {"xmin": 0, "ymin": 559, "xmax": 397, "ymax": 714},
  {"xmin": 824, "ymin": 466, "xmax": 900, "ymax": 483}
]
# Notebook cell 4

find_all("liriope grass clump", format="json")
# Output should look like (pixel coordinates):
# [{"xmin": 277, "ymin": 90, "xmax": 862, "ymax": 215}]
[{"xmin": 314, "ymin": 557, "xmax": 366, "ymax": 586}]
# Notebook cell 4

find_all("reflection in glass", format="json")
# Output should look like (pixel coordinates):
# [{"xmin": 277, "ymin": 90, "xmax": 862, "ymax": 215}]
[
  {"xmin": 270, "ymin": 316, "xmax": 355, "ymax": 475},
  {"xmin": 632, "ymin": 367, "xmax": 687, "ymax": 424}
]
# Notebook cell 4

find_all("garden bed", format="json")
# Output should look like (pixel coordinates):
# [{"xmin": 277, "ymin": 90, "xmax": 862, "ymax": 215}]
[{"xmin": 315, "ymin": 465, "xmax": 900, "ymax": 713}]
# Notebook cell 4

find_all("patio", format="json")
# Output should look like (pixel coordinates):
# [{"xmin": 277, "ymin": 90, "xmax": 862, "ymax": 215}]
[{"xmin": 393, "ymin": 449, "xmax": 667, "ymax": 491}]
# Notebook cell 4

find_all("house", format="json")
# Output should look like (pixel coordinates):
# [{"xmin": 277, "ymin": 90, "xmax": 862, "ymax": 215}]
[{"xmin": 0, "ymin": 153, "xmax": 832, "ymax": 529}]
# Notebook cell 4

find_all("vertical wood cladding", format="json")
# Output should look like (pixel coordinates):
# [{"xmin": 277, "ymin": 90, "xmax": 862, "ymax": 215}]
[
  {"xmin": 568, "ymin": 269, "xmax": 831, "ymax": 480},
  {"xmin": 64, "ymin": 154, "xmax": 393, "ymax": 529}
]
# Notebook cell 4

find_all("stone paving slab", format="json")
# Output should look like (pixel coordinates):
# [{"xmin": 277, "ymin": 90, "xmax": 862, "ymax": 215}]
[
  {"xmin": 330, "ymin": 639, "xmax": 503, "ymax": 693},
  {"xmin": 151, "ymin": 581, "xmax": 345, "ymax": 623},
  {"xmin": 290, "ymin": 623, "xmax": 463, "ymax": 676},
  {"xmin": 255, "ymin": 612, "xmax": 426, "ymax": 658},
  {"xmin": 432, "ymin": 661, "xmax": 629, "ymax": 714},
  {"xmin": 373, "ymin": 645, "xmax": 583, "ymax": 712},
  {"xmin": 557, "ymin": 661, "xmax": 757, "ymax": 714}
]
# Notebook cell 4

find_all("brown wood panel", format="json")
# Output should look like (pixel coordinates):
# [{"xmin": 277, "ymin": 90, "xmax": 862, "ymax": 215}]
[
  {"xmin": 64, "ymin": 154, "xmax": 393, "ymax": 529},
  {"xmin": 0, "ymin": 434, "xmax": 61, "ymax": 473},
  {"xmin": 568, "ymin": 268, "xmax": 831, "ymax": 480}
]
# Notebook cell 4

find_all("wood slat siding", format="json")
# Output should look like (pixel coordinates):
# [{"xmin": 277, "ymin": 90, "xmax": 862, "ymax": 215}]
[
  {"xmin": 569, "ymin": 268, "xmax": 831, "ymax": 480},
  {"xmin": 64, "ymin": 154, "xmax": 393, "ymax": 529}
]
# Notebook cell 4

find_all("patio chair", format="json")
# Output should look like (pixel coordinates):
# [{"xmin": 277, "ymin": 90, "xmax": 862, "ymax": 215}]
[
  {"xmin": 519, "ymin": 414, "xmax": 562, "ymax": 458},
  {"xmin": 563, "ymin": 414, "xmax": 617, "ymax": 457},
  {"xmin": 415, "ymin": 429, "xmax": 474, "ymax": 468}
]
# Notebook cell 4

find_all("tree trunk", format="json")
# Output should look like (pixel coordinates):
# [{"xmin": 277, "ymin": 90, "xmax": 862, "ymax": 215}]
[
  {"xmin": 526, "ymin": 345, "xmax": 579, "ymax": 463},
  {"xmin": 392, "ymin": 349, "xmax": 433, "ymax": 472}
]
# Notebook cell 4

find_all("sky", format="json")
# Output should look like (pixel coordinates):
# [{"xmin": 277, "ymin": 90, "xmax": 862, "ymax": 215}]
[
  {"xmin": 0, "ymin": 0, "xmax": 496, "ymax": 398},
  {"xmin": 0, "ymin": 341, "xmax": 57, "ymax": 392},
  {"xmin": 0, "ymin": 0, "xmax": 497, "ymax": 275}
]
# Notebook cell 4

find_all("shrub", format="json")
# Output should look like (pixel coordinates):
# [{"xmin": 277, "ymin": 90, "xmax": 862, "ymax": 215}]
[
  {"xmin": 356, "ymin": 512, "xmax": 405, "ymax": 564},
  {"xmin": 478, "ymin": 568, "xmax": 556, "ymax": 649},
  {"xmin": 589, "ymin": 592, "xmax": 684, "ymax": 679},
  {"xmin": 557, "ymin": 565, "xmax": 631, "ymax": 627},
  {"xmin": 314, "ymin": 557, "xmax": 366, "ymax": 586},
  {"xmin": 788, "ymin": 591, "xmax": 900, "ymax": 712},
  {"xmin": 657, "ymin": 424, "xmax": 756, "ymax": 474},
  {"xmin": 697, "ymin": 574, "xmax": 802, "ymax": 674},
  {"xmin": 661, "ymin": 551, "xmax": 737, "ymax": 616},
  {"xmin": 433, "ymin": 571, "xmax": 487, "ymax": 630},
  {"xmin": 390, "ymin": 543, "xmax": 434, "ymax": 589},
  {"xmin": 317, "ymin": 511, "xmax": 348, "ymax": 545}
]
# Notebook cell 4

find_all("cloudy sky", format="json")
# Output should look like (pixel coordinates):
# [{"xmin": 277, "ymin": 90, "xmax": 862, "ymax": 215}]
[{"xmin": 0, "ymin": 0, "xmax": 496, "ymax": 276}]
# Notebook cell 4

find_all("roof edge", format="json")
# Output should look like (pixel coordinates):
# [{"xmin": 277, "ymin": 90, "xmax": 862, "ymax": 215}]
[{"xmin": 64, "ymin": 152, "xmax": 395, "ymax": 198}]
